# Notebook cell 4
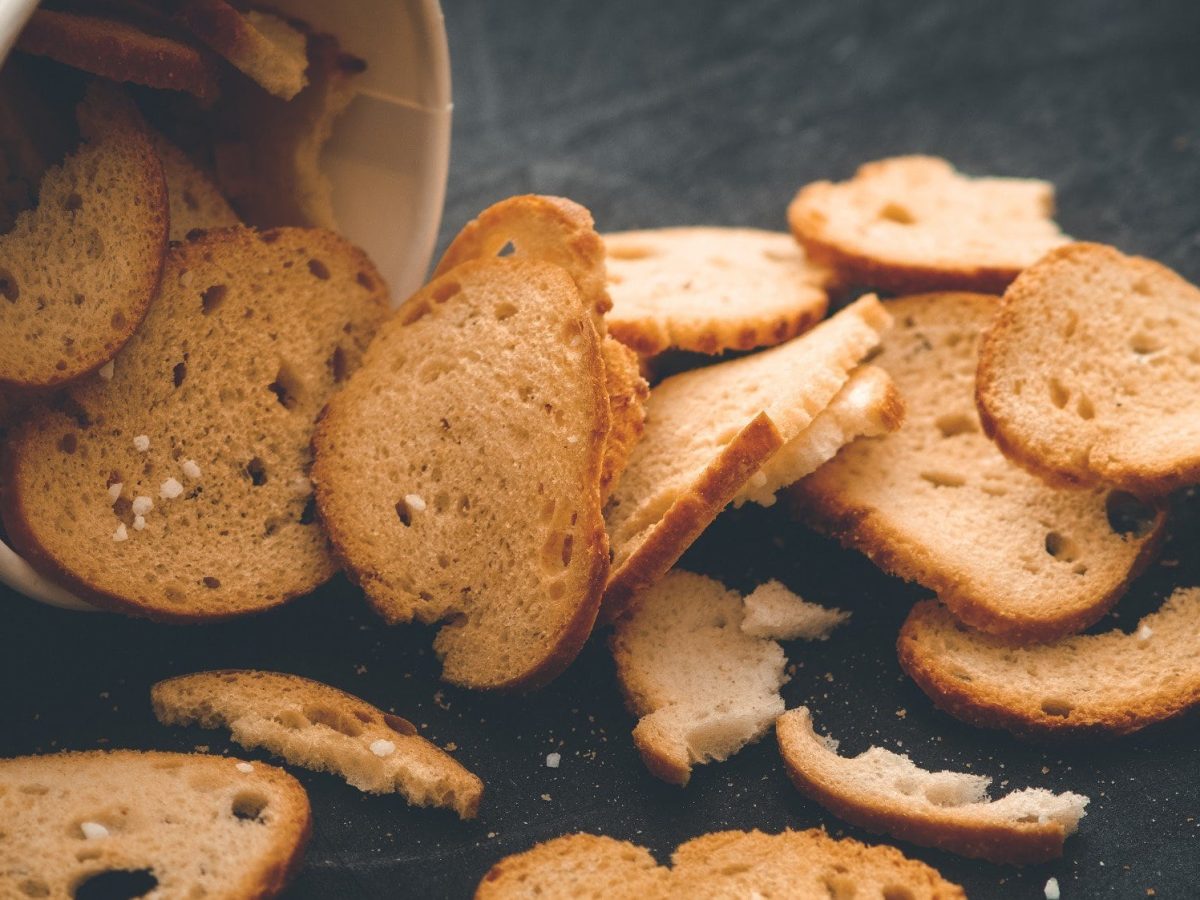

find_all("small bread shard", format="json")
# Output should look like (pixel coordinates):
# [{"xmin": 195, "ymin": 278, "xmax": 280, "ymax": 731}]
[
  {"xmin": 790, "ymin": 292, "xmax": 1165, "ymax": 642},
  {"xmin": 604, "ymin": 227, "xmax": 830, "ymax": 355},
  {"xmin": 0, "ymin": 750, "xmax": 310, "ymax": 900},
  {"xmin": 0, "ymin": 84, "xmax": 168, "ymax": 390},
  {"xmin": 603, "ymin": 294, "xmax": 891, "ymax": 618},
  {"xmin": 312, "ymin": 258, "xmax": 610, "ymax": 690},
  {"xmin": 777, "ymin": 707, "xmax": 1089, "ymax": 864},
  {"xmin": 976, "ymin": 242, "xmax": 1200, "ymax": 496},
  {"xmin": 181, "ymin": 0, "xmax": 310, "ymax": 99},
  {"xmin": 152, "ymin": 670, "xmax": 483, "ymax": 818},
  {"xmin": 788, "ymin": 156, "xmax": 1069, "ymax": 294},
  {"xmin": 898, "ymin": 588, "xmax": 1200, "ymax": 738},
  {"xmin": 1, "ymin": 227, "xmax": 389, "ymax": 621},
  {"xmin": 475, "ymin": 829, "xmax": 965, "ymax": 899},
  {"xmin": 739, "ymin": 580, "xmax": 849, "ymax": 640}
]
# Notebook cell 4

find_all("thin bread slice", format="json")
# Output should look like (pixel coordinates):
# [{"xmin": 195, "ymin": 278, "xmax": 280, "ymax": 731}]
[
  {"xmin": 15, "ymin": 9, "xmax": 221, "ymax": 102},
  {"xmin": 152, "ymin": 670, "xmax": 483, "ymax": 818},
  {"xmin": 180, "ymin": 0, "xmax": 309, "ymax": 99},
  {"xmin": 611, "ymin": 571, "xmax": 846, "ymax": 785},
  {"xmin": 740, "ymin": 580, "xmax": 849, "ymax": 640},
  {"xmin": 734, "ymin": 363, "xmax": 904, "ymax": 508},
  {"xmin": 1, "ymin": 226, "xmax": 389, "ymax": 621},
  {"xmin": 777, "ymin": 707, "xmax": 1088, "ymax": 865},
  {"xmin": 789, "ymin": 293, "xmax": 1165, "ymax": 641},
  {"xmin": 476, "ymin": 829, "xmax": 965, "ymax": 899},
  {"xmin": 898, "ymin": 588, "xmax": 1200, "ymax": 738},
  {"xmin": 0, "ymin": 750, "xmax": 309, "ymax": 899},
  {"xmin": 312, "ymin": 258, "xmax": 611, "ymax": 690},
  {"xmin": 603, "ymin": 294, "xmax": 891, "ymax": 618},
  {"xmin": 976, "ymin": 242, "xmax": 1200, "ymax": 496},
  {"xmin": 603, "ymin": 227, "xmax": 830, "ymax": 355},
  {"xmin": 788, "ymin": 156, "xmax": 1069, "ymax": 294},
  {"xmin": 0, "ymin": 85, "xmax": 168, "ymax": 391},
  {"xmin": 149, "ymin": 128, "xmax": 241, "ymax": 240}
]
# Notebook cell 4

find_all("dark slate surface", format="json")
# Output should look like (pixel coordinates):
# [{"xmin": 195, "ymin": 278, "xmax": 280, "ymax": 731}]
[{"xmin": 4, "ymin": 0, "xmax": 1200, "ymax": 896}]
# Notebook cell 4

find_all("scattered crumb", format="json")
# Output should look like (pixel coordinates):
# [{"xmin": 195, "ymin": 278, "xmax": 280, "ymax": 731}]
[
  {"xmin": 434, "ymin": 690, "xmax": 451, "ymax": 711},
  {"xmin": 540, "ymin": 793, "xmax": 551, "ymax": 801},
  {"xmin": 236, "ymin": 762, "xmax": 253, "ymax": 773},
  {"xmin": 80, "ymin": 821, "xmax": 109, "ymax": 840},
  {"xmin": 1044, "ymin": 876, "xmax": 1060, "ymax": 900},
  {"xmin": 159, "ymin": 477, "xmax": 184, "ymax": 499},
  {"xmin": 98, "ymin": 361, "xmax": 115, "ymax": 381},
  {"xmin": 107, "ymin": 482, "xmax": 123, "ymax": 502},
  {"xmin": 546, "ymin": 752, "xmax": 561, "ymax": 768},
  {"xmin": 133, "ymin": 434, "xmax": 150, "ymax": 452},
  {"xmin": 1137, "ymin": 624, "xmax": 1153, "ymax": 641},
  {"xmin": 354, "ymin": 664, "xmax": 367, "ymax": 675},
  {"xmin": 112, "ymin": 523, "xmax": 128, "ymax": 542},
  {"xmin": 487, "ymin": 832, "xmax": 497, "ymax": 839},
  {"xmin": 131, "ymin": 496, "xmax": 153, "ymax": 516},
  {"xmin": 182, "ymin": 459, "xmax": 202, "ymax": 479},
  {"xmin": 1042, "ymin": 766, "xmax": 1050, "ymax": 775},
  {"xmin": 895, "ymin": 709, "xmax": 906, "ymax": 718},
  {"xmin": 404, "ymin": 493, "xmax": 427, "ymax": 513},
  {"xmin": 133, "ymin": 515, "xmax": 146, "ymax": 531},
  {"xmin": 370, "ymin": 739, "xmax": 396, "ymax": 758},
  {"xmin": 444, "ymin": 742, "xmax": 458, "ymax": 752},
  {"xmin": 194, "ymin": 745, "xmax": 209, "ymax": 753}
]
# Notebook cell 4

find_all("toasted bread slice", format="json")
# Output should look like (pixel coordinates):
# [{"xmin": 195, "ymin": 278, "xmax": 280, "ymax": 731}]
[
  {"xmin": 788, "ymin": 156, "xmax": 1068, "ymax": 294},
  {"xmin": 600, "ymin": 335, "xmax": 649, "ymax": 500},
  {"xmin": 790, "ymin": 293, "xmax": 1164, "ymax": 641},
  {"xmin": 899, "ymin": 588, "xmax": 1200, "ymax": 738},
  {"xmin": 2, "ymin": 227, "xmax": 388, "ymax": 621},
  {"xmin": 181, "ymin": 0, "xmax": 309, "ymax": 99},
  {"xmin": 603, "ymin": 295, "xmax": 891, "ymax": 618},
  {"xmin": 152, "ymin": 670, "xmax": 483, "ymax": 818},
  {"xmin": 476, "ymin": 829, "xmax": 965, "ymax": 899},
  {"xmin": 15, "ymin": 9, "xmax": 220, "ymax": 101},
  {"xmin": 604, "ymin": 227, "xmax": 830, "ymax": 355},
  {"xmin": 612, "ymin": 571, "xmax": 846, "ymax": 785},
  {"xmin": 777, "ymin": 708, "xmax": 1088, "ymax": 864},
  {"xmin": 313, "ymin": 258, "xmax": 610, "ymax": 690},
  {"xmin": 0, "ymin": 750, "xmax": 309, "ymax": 899},
  {"xmin": 0, "ymin": 84, "xmax": 168, "ymax": 391},
  {"xmin": 977, "ymin": 242, "xmax": 1200, "ymax": 495}
]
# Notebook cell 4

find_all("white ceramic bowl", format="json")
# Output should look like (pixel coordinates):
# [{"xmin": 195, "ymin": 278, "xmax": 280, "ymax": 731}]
[{"xmin": 0, "ymin": 0, "xmax": 452, "ymax": 611}]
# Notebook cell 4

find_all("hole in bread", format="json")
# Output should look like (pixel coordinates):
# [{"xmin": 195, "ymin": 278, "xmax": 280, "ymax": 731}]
[
  {"xmin": 20, "ymin": 783, "xmax": 49, "ymax": 795},
  {"xmin": 432, "ymin": 280, "xmax": 461, "ymax": 303},
  {"xmin": 608, "ymin": 244, "xmax": 654, "ymax": 261},
  {"xmin": 202, "ymin": 576, "xmax": 221, "ymax": 589},
  {"xmin": 304, "ymin": 705, "xmax": 364, "ymax": 737},
  {"xmin": 72, "ymin": 869, "xmax": 157, "ymax": 900},
  {"xmin": 64, "ymin": 192, "xmax": 83, "ymax": 212},
  {"xmin": 882, "ymin": 887, "xmax": 917, "ymax": 900},
  {"xmin": 1130, "ymin": 332, "xmax": 1163, "ymax": 355},
  {"xmin": 1072, "ymin": 562, "xmax": 1088, "ymax": 575},
  {"xmin": 231, "ymin": 791, "xmax": 269, "ymax": 822},
  {"xmin": 273, "ymin": 709, "xmax": 309, "ymax": 729},
  {"xmin": 1076, "ymin": 395, "xmax": 1095, "ymax": 419},
  {"xmin": 299, "ymin": 495, "xmax": 318, "ymax": 525},
  {"xmin": 353, "ymin": 710, "xmax": 373, "ymax": 724},
  {"xmin": 400, "ymin": 299, "xmax": 431, "ymax": 325},
  {"xmin": 18, "ymin": 879, "xmax": 50, "ymax": 898},
  {"xmin": 1041, "ymin": 698, "xmax": 1073, "ymax": 718},
  {"xmin": 308, "ymin": 259, "xmax": 331, "ymax": 280},
  {"xmin": 356, "ymin": 271, "xmax": 374, "ymax": 290},
  {"xmin": 878, "ymin": 201, "xmax": 916, "ymax": 224},
  {"xmin": 76, "ymin": 849, "xmax": 102, "ymax": 862},
  {"xmin": 1106, "ymin": 491, "xmax": 1156, "ymax": 538},
  {"xmin": 821, "ymin": 874, "xmax": 857, "ymax": 900},
  {"xmin": 172, "ymin": 362, "xmax": 187, "ymax": 388},
  {"xmin": 0, "ymin": 268, "xmax": 19, "ymax": 303},
  {"xmin": 920, "ymin": 470, "xmax": 965, "ymax": 488},
  {"xmin": 244, "ymin": 457, "xmax": 268, "ymax": 486},
  {"xmin": 934, "ymin": 413, "xmax": 978, "ymax": 438},
  {"xmin": 494, "ymin": 301, "xmax": 518, "ymax": 320},
  {"xmin": 110, "ymin": 311, "xmax": 126, "ymax": 331},
  {"xmin": 329, "ymin": 346, "xmax": 348, "ymax": 382},
  {"xmin": 561, "ymin": 533, "xmax": 574, "ymax": 567},
  {"xmin": 497, "ymin": 240, "xmax": 515, "ymax": 257},
  {"xmin": 1044, "ymin": 531, "xmax": 1079, "ymax": 562},
  {"xmin": 418, "ymin": 358, "xmax": 455, "ymax": 384},
  {"xmin": 1047, "ymin": 377, "xmax": 1070, "ymax": 409},
  {"xmin": 1131, "ymin": 278, "xmax": 1153, "ymax": 296},
  {"xmin": 384, "ymin": 713, "xmax": 418, "ymax": 736},
  {"xmin": 1062, "ymin": 310, "xmax": 1078, "ymax": 339},
  {"xmin": 58, "ymin": 433, "xmax": 78, "ymax": 454},
  {"xmin": 267, "ymin": 362, "xmax": 304, "ymax": 410},
  {"xmin": 201, "ymin": 284, "xmax": 227, "ymax": 315},
  {"xmin": 52, "ymin": 394, "xmax": 92, "ymax": 428},
  {"xmin": 396, "ymin": 500, "xmax": 413, "ymax": 527}
]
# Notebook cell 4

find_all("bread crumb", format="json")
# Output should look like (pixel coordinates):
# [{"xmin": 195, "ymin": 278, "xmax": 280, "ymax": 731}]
[
  {"xmin": 182, "ymin": 459, "xmax": 202, "ymax": 479},
  {"xmin": 444, "ymin": 741, "xmax": 458, "ymax": 752},
  {"xmin": 107, "ymin": 482, "xmax": 123, "ymax": 502},
  {"xmin": 1138, "ymin": 624, "xmax": 1153, "ymax": 640},
  {"xmin": 112, "ymin": 523, "xmax": 128, "ymax": 542},
  {"xmin": 404, "ymin": 493, "xmax": 427, "ymax": 513},
  {"xmin": 546, "ymin": 752, "xmax": 561, "ymax": 768},
  {"xmin": 133, "ymin": 515, "xmax": 146, "ymax": 531},
  {"xmin": 235, "ymin": 762, "xmax": 253, "ymax": 773},
  {"xmin": 1044, "ymin": 876, "xmax": 1060, "ymax": 899},
  {"xmin": 370, "ymin": 739, "xmax": 396, "ymax": 758},
  {"xmin": 98, "ymin": 361, "xmax": 115, "ymax": 381},
  {"xmin": 80, "ymin": 821, "xmax": 109, "ymax": 840},
  {"xmin": 133, "ymin": 434, "xmax": 151, "ymax": 452},
  {"xmin": 895, "ymin": 709, "xmax": 906, "ymax": 718},
  {"xmin": 159, "ymin": 477, "xmax": 184, "ymax": 499},
  {"xmin": 1042, "ymin": 766, "xmax": 1050, "ymax": 774},
  {"xmin": 131, "ymin": 496, "xmax": 153, "ymax": 516},
  {"xmin": 540, "ymin": 793, "xmax": 551, "ymax": 801}
]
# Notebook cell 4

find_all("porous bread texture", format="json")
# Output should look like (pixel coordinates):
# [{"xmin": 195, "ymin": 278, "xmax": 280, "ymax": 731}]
[
  {"xmin": 148, "ymin": 128, "xmax": 241, "ymax": 241},
  {"xmin": 788, "ymin": 156, "xmax": 1069, "ymax": 294},
  {"xmin": 152, "ymin": 670, "xmax": 483, "ymax": 818},
  {"xmin": 476, "ymin": 828, "xmax": 965, "ymax": 900},
  {"xmin": 898, "ymin": 587, "xmax": 1200, "ymax": 738},
  {"xmin": 313, "ymin": 258, "xmax": 611, "ymax": 691},
  {"xmin": 2, "ymin": 226, "xmax": 389, "ymax": 621},
  {"xmin": 181, "ymin": 0, "xmax": 310, "ymax": 99},
  {"xmin": 790, "ymin": 293, "xmax": 1164, "ymax": 642},
  {"xmin": 600, "ymin": 336, "xmax": 650, "ymax": 501},
  {"xmin": 603, "ymin": 227, "xmax": 830, "ymax": 355},
  {"xmin": 0, "ymin": 84, "xmax": 168, "ymax": 390},
  {"xmin": 215, "ymin": 32, "xmax": 363, "ymax": 229},
  {"xmin": 740, "ymin": 580, "xmax": 849, "ymax": 640},
  {"xmin": 611, "ymin": 571, "xmax": 846, "ymax": 785},
  {"xmin": 15, "ymin": 9, "xmax": 221, "ymax": 101},
  {"xmin": 976, "ymin": 242, "xmax": 1200, "ymax": 496},
  {"xmin": 734, "ymin": 364, "xmax": 904, "ymax": 508},
  {"xmin": 602, "ymin": 294, "xmax": 891, "ymax": 619},
  {"xmin": 0, "ymin": 750, "xmax": 310, "ymax": 900},
  {"xmin": 777, "ymin": 707, "xmax": 1088, "ymax": 865}
]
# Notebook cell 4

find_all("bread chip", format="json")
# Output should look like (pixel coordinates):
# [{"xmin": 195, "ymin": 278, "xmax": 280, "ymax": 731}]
[
  {"xmin": 153, "ymin": 670, "xmax": 483, "ymax": 818},
  {"xmin": 0, "ymin": 750, "xmax": 309, "ymax": 899},
  {"xmin": 777, "ymin": 707, "xmax": 1088, "ymax": 864},
  {"xmin": 181, "ymin": 0, "xmax": 309, "ymax": 99},
  {"xmin": 898, "ymin": 588, "xmax": 1200, "ymax": 738},
  {"xmin": 788, "ymin": 156, "xmax": 1068, "ymax": 294},
  {"xmin": 977, "ymin": 242, "xmax": 1200, "ymax": 495},
  {"xmin": 790, "ymin": 293, "xmax": 1164, "ymax": 641},
  {"xmin": 604, "ymin": 227, "xmax": 829, "ymax": 355}
]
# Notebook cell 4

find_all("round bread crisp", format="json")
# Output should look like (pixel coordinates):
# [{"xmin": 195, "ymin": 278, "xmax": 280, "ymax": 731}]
[
  {"xmin": 977, "ymin": 242, "xmax": 1200, "ymax": 496},
  {"xmin": 1, "ymin": 226, "xmax": 389, "ymax": 621},
  {"xmin": 604, "ymin": 227, "xmax": 830, "ymax": 355},
  {"xmin": 0, "ymin": 84, "xmax": 168, "ymax": 390},
  {"xmin": 313, "ymin": 257, "xmax": 611, "ymax": 690},
  {"xmin": 788, "ymin": 155, "xmax": 1068, "ymax": 294}
]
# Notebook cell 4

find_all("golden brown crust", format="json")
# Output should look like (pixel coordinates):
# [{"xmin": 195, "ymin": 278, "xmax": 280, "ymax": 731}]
[{"xmin": 599, "ymin": 337, "xmax": 649, "ymax": 501}]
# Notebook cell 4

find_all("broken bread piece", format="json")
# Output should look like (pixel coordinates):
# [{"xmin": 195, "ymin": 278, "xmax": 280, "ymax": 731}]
[
  {"xmin": 777, "ymin": 707, "xmax": 1088, "ymax": 865},
  {"xmin": 0, "ymin": 750, "xmax": 310, "ymax": 899},
  {"xmin": 604, "ymin": 227, "xmax": 830, "ymax": 355},
  {"xmin": 603, "ymin": 294, "xmax": 891, "ymax": 618},
  {"xmin": 611, "ymin": 571, "xmax": 846, "ymax": 785},
  {"xmin": 977, "ymin": 242, "xmax": 1200, "ymax": 496},
  {"xmin": 0, "ymin": 84, "xmax": 168, "ymax": 390},
  {"xmin": 788, "ymin": 156, "xmax": 1068, "ymax": 294},
  {"xmin": 313, "ymin": 258, "xmax": 611, "ymax": 690},
  {"xmin": 790, "ymin": 293, "xmax": 1164, "ymax": 642},
  {"xmin": 180, "ymin": 0, "xmax": 310, "ymax": 100},
  {"xmin": 152, "ymin": 670, "xmax": 483, "ymax": 819},
  {"xmin": 740, "ymin": 580, "xmax": 849, "ymax": 640},
  {"xmin": 898, "ymin": 587, "xmax": 1200, "ymax": 738},
  {"xmin": 1, "ymin": 227, "xmax": 388, "ymax": 621},
  {"xmin": 476, "ymin": 828, "xmax": 965, "ymax": 900}
]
